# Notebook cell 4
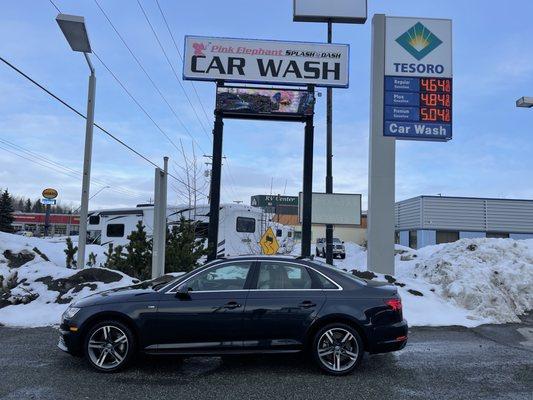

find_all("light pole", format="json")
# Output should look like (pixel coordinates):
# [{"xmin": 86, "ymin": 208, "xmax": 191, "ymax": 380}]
[
  {"xmin": 73, "ymin": 186, "xmax": 110, "ymax": 214},
  {"xmin": 516, "ymin": 97, "xmax": 533, "ymax": 108},
  {"xmin": 56, "ymin": 14, "xmax": 95, "ymax": 269}
]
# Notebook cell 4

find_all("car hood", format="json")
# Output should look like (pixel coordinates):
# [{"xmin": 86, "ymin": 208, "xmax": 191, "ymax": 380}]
[{"xmin": 74, "ymin": 284, "xmax": 160, "ymax": 307}]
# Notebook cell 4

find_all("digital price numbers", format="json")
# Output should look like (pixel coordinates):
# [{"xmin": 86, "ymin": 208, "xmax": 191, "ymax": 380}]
[{"xmin": 384, "ymin": 76, "xmax": 452, "ymax": 140}]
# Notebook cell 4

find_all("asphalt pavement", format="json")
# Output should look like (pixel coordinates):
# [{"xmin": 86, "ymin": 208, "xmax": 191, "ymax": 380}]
[{"xmin": 0, "ymin": 318, "xmax": 532, "ymax": 400}]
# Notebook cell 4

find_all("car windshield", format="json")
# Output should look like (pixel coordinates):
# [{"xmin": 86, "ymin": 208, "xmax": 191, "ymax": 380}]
[
  {"xmin": 308, "ymin": 259, "xmax": 366, "ymax": 284},
  {"xmin": 333, "ymin": 238, "xmax": 342, "ymax": 243}
]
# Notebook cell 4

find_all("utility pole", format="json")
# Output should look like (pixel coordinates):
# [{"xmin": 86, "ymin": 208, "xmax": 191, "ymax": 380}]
[
  {"xmin": 207, "ymin": 112, "xmax": 224, "ymax": 261},
  {"xmin": 152, "ymin": 156, "xmax": 168, "ymax": 279},
  {"xmin": 325, "ymin": 20, "xmax": 334, "ymax": 265}
]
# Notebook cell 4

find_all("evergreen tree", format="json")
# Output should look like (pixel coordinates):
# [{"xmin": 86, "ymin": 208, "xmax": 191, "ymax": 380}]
[
  {"xmin": 165, "ymin": 217, "xmax": 209, "ymax": 273},
  {"xmin": 24, "ymin": 199, "xmax": 32, "ymax": 212},
  {"xmin": 16, "ymin": 198, "xmax": 24, "ymax": 212},
  {"xmin": 64, "ymin": 237, "xmax": 78, "ymax": 268},
  {"xmin": 123, "ymin": 221, "xmax": 152, "ymax": 280},
  {"xmin": 32, "ymin": 199, "xmax": 43, "ymax": 213},
  {"xmin": 0, "ymin": 190, "xmax": 15, "ymax": 233}
]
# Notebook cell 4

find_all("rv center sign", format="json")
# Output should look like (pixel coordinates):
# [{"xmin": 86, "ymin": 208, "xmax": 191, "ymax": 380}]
[{"xmin": 183, "ymin": 36, "xmax": 349, "ymax": 88}]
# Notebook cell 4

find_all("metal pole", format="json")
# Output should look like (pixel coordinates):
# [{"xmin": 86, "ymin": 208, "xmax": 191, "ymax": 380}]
[
  {"xmin": 207, "ymin": 111, "xmax": 223, "ymax": 261},
  {"xmin": 325, "ymin": 20, "xmax": 334, "ymax": 265},
  {"xmin": 368, "ymin": 14, "xmax": 395, "ymax": 275},
  {"xmin": 151, "ymin": 167, "xmax": 162, "ymax": 279},
  {"xmin": 160, "ymin": 156, "xmax": 168, "ymax": 277},
  {"xmin": 301, "ymin": 93, "xmax": 314, "ymax": 258},
  {"xmin": 76, "ymin": 53, "xmax": 96, "ymax": 269},
  {"xmin": 44, "ymin": 204, "xmax": 51, "ymax": 237}
]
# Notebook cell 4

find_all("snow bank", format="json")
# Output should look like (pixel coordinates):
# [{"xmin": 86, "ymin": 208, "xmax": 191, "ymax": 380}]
[
  {"xmin": 297, "ymin": 238, "xmax": 532, "ymax": 327},
  {"xmin": 0, "ymin": 232, "xmax": 137, "ymax": 327}
]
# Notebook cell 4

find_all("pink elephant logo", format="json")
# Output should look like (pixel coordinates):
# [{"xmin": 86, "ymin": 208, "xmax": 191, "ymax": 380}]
[{"xmin": 193, "ymin": 42, "xmax": 206, "ymax": 56}]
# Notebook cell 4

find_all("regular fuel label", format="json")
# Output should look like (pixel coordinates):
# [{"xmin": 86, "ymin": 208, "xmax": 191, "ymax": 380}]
[{"xmin": 383, "ymin": 76, "xmax": 452, "ymax": 141}]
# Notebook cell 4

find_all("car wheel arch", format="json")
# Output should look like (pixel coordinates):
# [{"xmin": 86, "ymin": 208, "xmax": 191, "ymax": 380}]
[
  {"xmin": 306, "ymin": 314, "xmax": 369, "ymax": 352},
  {"xmin": 80, "ymin": 311, "xmax": 140, "ymax": 350}
]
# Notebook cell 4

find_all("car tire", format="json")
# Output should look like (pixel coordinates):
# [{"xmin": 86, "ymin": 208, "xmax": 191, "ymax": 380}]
[
  {"xmin": 340, "ymin": 254, "xmax": 346, "ymax": 259},
  {"xmin": 84, "ymin": 320, "xmax": 135, "ymax": 373},
  {"xmin": 312, "ymin": 323, "xmax": 363, "ymax": 376},
  {"xmin": 315, "ymin": 248, "xmax": 320, "ymax": 257}
]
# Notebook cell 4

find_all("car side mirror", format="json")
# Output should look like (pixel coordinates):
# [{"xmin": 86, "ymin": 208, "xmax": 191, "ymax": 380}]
[
  {"xmin": 342, "ymin": 241, "xmax": 345, "ymax": 244},
  {"xmin": 175, "ymin": 284, "xmax": 190, "ymax": 299}
]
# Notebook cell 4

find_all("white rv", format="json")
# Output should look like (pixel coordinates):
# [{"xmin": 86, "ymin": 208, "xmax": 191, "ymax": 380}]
[{"xmin": 87, "ymin": 203, "xmax": 294, "ymax": 257}]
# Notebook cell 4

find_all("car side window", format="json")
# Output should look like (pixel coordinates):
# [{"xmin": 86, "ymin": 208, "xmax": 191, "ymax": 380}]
[
  {"xmin": 257, "ymin": 262, "xmax": 313, "ymax": 290},
  {"xmin": 314, "ymin": 272, "xmax": 339, "ymax": 289},
  {"xmin": 185, "ymin": 262, "xmax": 252, "ymax": 292}
]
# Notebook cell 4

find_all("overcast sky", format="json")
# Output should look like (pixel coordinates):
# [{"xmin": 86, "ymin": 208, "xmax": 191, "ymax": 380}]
[{"xmin": 1, "ymin": 0, "xmax": 532, "ymax": 211}]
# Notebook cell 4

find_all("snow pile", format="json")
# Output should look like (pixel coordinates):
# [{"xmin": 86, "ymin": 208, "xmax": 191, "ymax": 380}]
[
  {"xmin": 302, "ymin": 238, "xmax": 532, "ymax": 327},
  {"xmin": 405, "ymin": 239, "xmax": 533, "ymax": 324},
  {"xmin": 0, "ymin": 232, "xmax": 137, "ymax": 327}
]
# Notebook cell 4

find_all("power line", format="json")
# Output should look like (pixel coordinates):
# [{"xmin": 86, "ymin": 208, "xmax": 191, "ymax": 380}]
[
  {"xmin": 0, "ymin": 55, "xmax": 203, "ymax": 198},
  {"xmin": 154, "ymin": 0, "xmax": 212, "ymax": 124},
  {"xmin": 136, "ymin": 0, "xmax": 211, "ymax": 142},
  {"xmin": 0, "ymin": 55, "xmax": 162, "ymax": 171},
  {"xmin": 92, "ymin": 0, "xmax": 203, "ymax": 153},
  {"xmin": 0, "ymin": 138, "xmax": 146, "ymax": 200}
]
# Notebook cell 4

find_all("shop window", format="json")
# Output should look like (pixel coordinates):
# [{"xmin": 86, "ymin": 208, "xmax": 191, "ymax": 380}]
[
  {"xmin": 486, "ymin": 232, "xmax": 509, "ymax": 239},
  {"xmin": 436, "ymin": 230, "xmax": 459, "ymax": 244},
  {"xmin": 408, "ymin": 230, "xmax": 417, "ymax": 249}
]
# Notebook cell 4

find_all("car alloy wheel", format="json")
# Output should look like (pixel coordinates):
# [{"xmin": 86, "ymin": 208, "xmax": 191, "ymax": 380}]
[
  {"xmin": 85, "ymin": 321, "xmax": 133, "ymax": 372},
  {"xmin": 313, "ymin": 324, "xmax": 363, "ymax": 375}
]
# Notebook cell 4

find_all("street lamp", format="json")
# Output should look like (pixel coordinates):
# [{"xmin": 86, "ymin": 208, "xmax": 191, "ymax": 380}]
[
  {"xmin": 516, "ymin": 97, "xmax": 533, "ymax": 108},
  {"xmin": 56, "ymin": 14, "xmax": 96, "ymax": 269}
]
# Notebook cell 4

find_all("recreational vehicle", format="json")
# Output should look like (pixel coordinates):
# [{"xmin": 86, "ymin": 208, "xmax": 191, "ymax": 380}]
[{"xmin": 87, "ymin": 203, "xmax": 294, "ymax": 257}]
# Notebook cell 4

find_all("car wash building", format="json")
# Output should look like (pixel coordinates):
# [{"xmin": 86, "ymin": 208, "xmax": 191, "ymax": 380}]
[{"xmin": 395, "ymin": 195, "xmax": 533, "ymax": 249}]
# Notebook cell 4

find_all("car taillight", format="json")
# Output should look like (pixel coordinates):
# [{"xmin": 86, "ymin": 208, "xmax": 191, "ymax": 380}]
[{"xmin": 385, "ymin": 298, "xmax": 402, "ymax": 312}]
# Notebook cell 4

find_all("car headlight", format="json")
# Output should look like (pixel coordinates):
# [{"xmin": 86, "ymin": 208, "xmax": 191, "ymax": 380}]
[{"xmin": 63, "ymin": 307, "xmax": 81, "ymax": 320}]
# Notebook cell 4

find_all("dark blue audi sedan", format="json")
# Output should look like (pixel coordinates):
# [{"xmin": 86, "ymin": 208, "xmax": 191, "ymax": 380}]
[{"xmin": 58, "ymin": 256, "xmax": 407, "ymax": 375}]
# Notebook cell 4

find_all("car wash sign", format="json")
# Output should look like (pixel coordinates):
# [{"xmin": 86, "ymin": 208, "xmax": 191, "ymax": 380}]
[
  {"xmin": 183, "ymin": 36, "xmax": 349, "ymax": 88},
  {"xmin": 384, "ymin": 17, "xmax": 452, "ymax": 141}
]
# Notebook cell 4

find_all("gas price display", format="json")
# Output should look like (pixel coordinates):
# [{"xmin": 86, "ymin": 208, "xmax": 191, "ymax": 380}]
[{"xmin": 384, "ymin": 76, "xmax": 452, "ymax": 141}]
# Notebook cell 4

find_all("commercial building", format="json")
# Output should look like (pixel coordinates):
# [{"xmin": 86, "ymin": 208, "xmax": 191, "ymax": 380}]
[
  {"xmin": 251, "ymin": 194, "xmax": 367, "ymax": 244},
  {"xmin": 12, "ymin": 212, "xmax": 79, "ymax": 236},
  {"xmin": 395, "ymin": 196, "xmax": 533, "ymax": 249}
]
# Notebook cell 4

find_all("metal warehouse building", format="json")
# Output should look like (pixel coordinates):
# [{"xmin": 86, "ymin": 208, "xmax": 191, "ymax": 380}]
[{"xmin": 395, "ymin": 196, "xmax": 533, "ymax": 249}]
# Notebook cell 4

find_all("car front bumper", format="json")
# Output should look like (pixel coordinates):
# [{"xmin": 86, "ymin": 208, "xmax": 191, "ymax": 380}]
[{"xmin": 57, "ymin": 322, "xmax": 84, "ymax": 356}]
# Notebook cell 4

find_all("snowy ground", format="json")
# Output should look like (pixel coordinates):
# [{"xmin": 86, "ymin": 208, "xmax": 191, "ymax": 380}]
[
  {"xmin": 1, "ymin": 232, "xmax": 532, "ymax": 328},
  {"xmin": 0, "ymin": 232, "xmax": 137, "ymax": 327}
]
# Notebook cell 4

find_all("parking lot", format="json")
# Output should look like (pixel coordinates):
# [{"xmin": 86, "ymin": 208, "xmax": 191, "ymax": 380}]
[{"xmin": 0, "ymin": 319, "xmax": 532, "ymax": 400}]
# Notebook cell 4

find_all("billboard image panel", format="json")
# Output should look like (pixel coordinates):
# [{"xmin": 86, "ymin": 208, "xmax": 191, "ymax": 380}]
[
  {"xmin": 183, "ymin": 36, "xmax": 349, "ymax": 88},
  {"xmin": 216, "ymin": 87, "xmax": 315, "ymax": 118}
]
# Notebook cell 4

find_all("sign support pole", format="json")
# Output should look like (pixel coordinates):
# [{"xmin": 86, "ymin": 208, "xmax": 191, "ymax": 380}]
[
  {"xmin": 207, "ymin": 109, "xmax": 224, "ymax": 261},
  {"xmin": 368, "ymin": 14, "xmax": 396, "ymax": 275},
  {"xmin": 44, "ymin": 204, "xmax": 51, "ymax": 237},
  {"xmin": 325, "ymin": 20, "xmax": 334, "ymax": 265},
  {"xmin": 301, "ymin": 87, "xmax": 315, "ymax": 258}
]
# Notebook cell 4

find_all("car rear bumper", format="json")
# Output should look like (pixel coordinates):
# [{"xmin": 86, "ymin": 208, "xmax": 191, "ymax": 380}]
[{"xmin": 369, "ymin": 319, "xmax": 408, "ymax": 354}]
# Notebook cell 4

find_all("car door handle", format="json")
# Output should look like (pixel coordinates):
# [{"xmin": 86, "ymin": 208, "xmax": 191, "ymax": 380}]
[
  {"xmin": 299, "ymin": 301, "xmax": 316, "ymax": 309},
  {"xmin": 224, "ymin": 301, "xmax": 241, "ymax": 310}
]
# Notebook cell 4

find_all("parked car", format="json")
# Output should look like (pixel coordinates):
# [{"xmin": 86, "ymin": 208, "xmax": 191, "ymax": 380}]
[
  {"xmin": 15, "ymin": 230, "xmax": 33, "ymax": 237},
  {"xmin": 316, "ymin": 237, "xmax": 346, "ymax": 259},
  {"xmin": 58, "ymin": 256, "xmax": 407, "ymax": 375}
]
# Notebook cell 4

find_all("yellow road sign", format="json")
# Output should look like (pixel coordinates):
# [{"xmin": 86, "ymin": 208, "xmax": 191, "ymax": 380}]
[{"xmin": 259, "ymin": 227, "xmax": 279, "ymax": 255}]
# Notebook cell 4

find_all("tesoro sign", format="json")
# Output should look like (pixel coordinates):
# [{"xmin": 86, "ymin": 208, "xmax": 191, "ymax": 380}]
[
  {"xmin": 183, "ymin": 36, "xmax": 349, "ymax": 88},
  {"xmin": 42, "ymin": 188, "xmax": 58, "ymax": 199}
]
